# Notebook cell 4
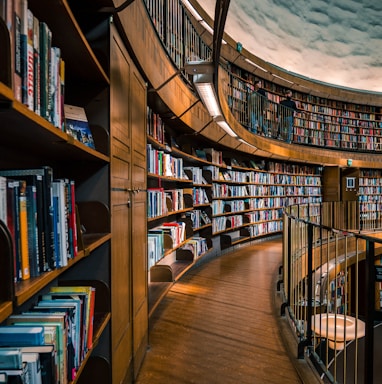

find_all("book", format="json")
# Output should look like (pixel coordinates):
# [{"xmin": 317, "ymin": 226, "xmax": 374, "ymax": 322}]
[
  {"xmin": 18, "ymin": 345, "xmax": 56, "ymax": 384},
  {"xmin": 0, "ymin": 362, "xmax": 28, "ymax": 383},
  {"xmin": 38, "ymin": 297, "xmax": 81, "ymax": 371},
  {"xmin": 18, "ymin": 180, "xmax": 30, "ymax": 280},
  {"xmin": 22, "ymin": 352, "xmax": 42, "ymax": 384},
  {"xmin": 12, "ymin": 0, "xmax": 23, "ymax": 102},
  {"xmin": 39, "ymin": 21, "xmax": 51, "ymax": 121},
  {"xmin": 0, "ymin": 347, "xmax": 22, "ymax": 369},
  {"xmin": 26, "ymin": 7, "xmax": 34, "ymax": 111},
  {"xmin": 0, "ymin": 176, "xmax": 6, "ymax": 223},
  {"xmin": 26, "ymin": 184, "xmax": 40, "ymax": 278},
  {"xmin": 0, "ymin": 167, "xmax": 56, "ymax": 272},
  {"xmin": 50, "ymin": 285, "xmax": 95, "ymax": 360},
  {"xmin": 14, "ymin": 311, "xmax": 69, "ymax": 384},
  {"xmin": 0, "ymin": 326, "xmax": 45, "ymax": 347},
  {"xmin": 33, "ymin": 14, "xmax": 40, "ymax": 116},
  {"xmin": 6, "ymin": 179, "xmax": 19, "ymax": 282},
  {"xmin": 52, "ymin": 180, "xmax": 68, "ymax": 267},
  {"xmin": 64, "ymin": 104, "xmax": 95, "ymax": 149}
]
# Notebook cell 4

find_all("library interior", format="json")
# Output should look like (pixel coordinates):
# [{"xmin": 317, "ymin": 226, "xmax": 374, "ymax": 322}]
[{"xmin": 0, "ymin": 0, "xmax": 382, "ymax": 383}]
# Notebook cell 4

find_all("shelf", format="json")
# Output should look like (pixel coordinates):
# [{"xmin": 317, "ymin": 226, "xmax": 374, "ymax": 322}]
[
  {"xmin": 0, "ymin": 98, "xmax": 109, "ymax": 165},
  {"xmin": 28, "ymin": 0, "xmax": 109, "ymax": 86},
  {"xmin": 0, "ymin": 301, "xmax": 13, "ymax": 324},
  {"xmin": 14, "ymin": 233, "xmax": 110, "ymax": 306}
]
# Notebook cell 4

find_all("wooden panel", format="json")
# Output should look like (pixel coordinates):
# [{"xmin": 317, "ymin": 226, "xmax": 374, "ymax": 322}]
[
  {"xmin": 110, "ymin": 32, "xmax": 131, "ymax": 146},
  {"xmin": 110, "ymin": 25, "xmax": 133, "ymax": 384},
  {"xmin": 111, "ymin": 202, "xmax": 132, "ymax": 382},
  {"xmin": 130, "ymin": 63, "xmax": 148, "ymax": 376},
  {"xmin": 322, "ymin": 166, "xmax": 340, "ymax": 202}
]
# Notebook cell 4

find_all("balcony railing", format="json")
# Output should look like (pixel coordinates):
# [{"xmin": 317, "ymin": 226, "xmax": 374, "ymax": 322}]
[{"xmin": 282, "ymin": 202, "xmax": 382, "ymax": 383}]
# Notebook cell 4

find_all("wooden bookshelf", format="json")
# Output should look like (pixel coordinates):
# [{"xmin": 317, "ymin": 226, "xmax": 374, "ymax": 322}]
[{"xmin": 0, "ymin": 2, "xmax": 148, "ymax": 383}]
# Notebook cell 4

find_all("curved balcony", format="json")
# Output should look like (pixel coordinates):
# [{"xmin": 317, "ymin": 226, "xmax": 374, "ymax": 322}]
[
  {"xmin": 117, "ymin": 0, "xmax": 382, "ymax": 169},
  {"xmin": 283, "ymin": 202, "xmax": 382, "ymax": 383}
]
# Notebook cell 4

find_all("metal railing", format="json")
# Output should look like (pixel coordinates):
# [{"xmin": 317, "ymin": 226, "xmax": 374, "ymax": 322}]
[{"xmin": 282, "ymin": 202, "xmax": 382, "ymax": 383}]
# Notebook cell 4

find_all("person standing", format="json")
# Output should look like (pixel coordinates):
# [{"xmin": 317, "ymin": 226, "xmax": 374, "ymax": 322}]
[
  {"xmin": 248, "ymin": 79, "xmax": 267, "ymax": 135},
  {"xmin": 279, "ymin": 89, "xmax": 300, "ymax": 143}
]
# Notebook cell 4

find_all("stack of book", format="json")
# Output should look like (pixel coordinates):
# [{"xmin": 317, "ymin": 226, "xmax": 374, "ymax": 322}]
[{"xmin": 0, "ymin": 284, "xmax": 96, "ymax": 383}]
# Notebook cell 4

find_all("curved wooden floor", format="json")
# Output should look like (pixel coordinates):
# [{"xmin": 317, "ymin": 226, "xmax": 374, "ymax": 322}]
[{"xmin": 136, "ymin": 238, "xmax": 321, "ymax": 384}]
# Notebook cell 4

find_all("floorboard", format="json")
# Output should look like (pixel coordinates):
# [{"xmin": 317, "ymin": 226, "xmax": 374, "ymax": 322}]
[{"xmin": 136, "ymin": 238, "xmax": 317, "ymax": 384}]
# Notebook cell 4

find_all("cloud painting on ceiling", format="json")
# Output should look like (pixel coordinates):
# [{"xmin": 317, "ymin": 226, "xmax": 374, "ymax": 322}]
[{"xmin": 198, "ymin": 0, "xmax": 382, "ymax": 92}]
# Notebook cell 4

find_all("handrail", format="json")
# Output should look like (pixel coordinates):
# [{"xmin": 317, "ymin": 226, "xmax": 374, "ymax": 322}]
[{"xmin": 283, "ymin": 202, "xmax": 382, "ymax": 383}]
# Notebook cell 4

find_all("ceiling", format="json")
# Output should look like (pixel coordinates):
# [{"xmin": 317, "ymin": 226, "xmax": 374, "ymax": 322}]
[{"xmin": 197, "ymin": 0, "xmax": 382, "ymax": 93}]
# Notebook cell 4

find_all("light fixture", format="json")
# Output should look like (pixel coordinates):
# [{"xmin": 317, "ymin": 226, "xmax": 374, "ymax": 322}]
[
  {"xmin": 181, "ymin": 0, "xmax": 203, "ymax": 21},
  {"xmin": 185, "ymin": 61, "xmax": 237, "ymax": 138},
  {"xmin": 215, "ymin": 117, "xmax": 237, "ymax": 137},
  {"xmin": 185, "ymin": 61, "xmax": 222, "ymax": 117},
  {"xmin": 244, "ymin": 58, "xmax": 268, "ymax": 73},
  {"xmin": 194, "ymin": 79, "xmax": 222, "ymax": 117},
  {"xmin": 238, "ymin": 138, "xmax": 257, "ymax": 149},
  {"xmin": 272, "ymin": 73, "xmax": 294, "ymax": 84}
]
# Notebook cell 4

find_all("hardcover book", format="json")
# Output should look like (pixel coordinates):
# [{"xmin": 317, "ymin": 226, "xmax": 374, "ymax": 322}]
[{"xmin": 64, "ymin": 104, "xmax": 95, "ymax": 149}]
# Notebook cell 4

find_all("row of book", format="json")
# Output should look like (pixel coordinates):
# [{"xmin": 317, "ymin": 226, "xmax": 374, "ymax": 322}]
[
  {"xmin": 185, "ymin": 209, "xmax": 211, "ymax": 230},
  {"xmin": 2, "ymin": 0, "xmax": 64, "ymax": 128},
  {"xmin": 0, "ymin": 167, "xmax": 78, "ymax": 281},
  {"xmin": 147, "ymin": 108, "xmax": 165, "ymax": 144},
  {"xmin": 1, "ymin": 1, "xmax": 96, "ymax": 150},
  {"xmin": 179, "ymin": 236, "xmax": 208, "ymax": 259},
  {"xmin": 147, "ymin": 144, "xmax": 186, "ymax": 179},
  {"xmin": 0, "ymin": 284, "xmax": 95, "ymax": 384},
  {"xmin": 148, "ymin": 222, "xmax": 187, "ymax": 268}
]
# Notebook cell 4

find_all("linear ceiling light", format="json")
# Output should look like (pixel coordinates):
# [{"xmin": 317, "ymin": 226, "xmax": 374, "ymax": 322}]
[
  {"xmin": 215, "ymin": 117, "xmax": 237, "ymax": 137},
  {"xmin": 244, "ymin": 58, "xmax": 268, "ymax": 73},
  {"xmin": 194, "ymin": 79, "xmax": 222, "ymax": 117},
  {"xmin": 185, "ymin": 62, "xmax": 222, "ymax": 117},
  {"xmin": 181, "ymin": 0, "xmax": 203, "ymax": 21}
]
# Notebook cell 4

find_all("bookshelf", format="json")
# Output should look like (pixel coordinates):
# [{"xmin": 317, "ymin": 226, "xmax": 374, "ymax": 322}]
[
  {"xmin": 0, "ymin": 2, "xmax": 148, "ymax": 383},
  {"xmin": 146, "ymin": 106, "xmax": 323, "ymax": 313},
  {"xmin": 227, "ymin": 62, "xmax": 382, "ymax": 152}
]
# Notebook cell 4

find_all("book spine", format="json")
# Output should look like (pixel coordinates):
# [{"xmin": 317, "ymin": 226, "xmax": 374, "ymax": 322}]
[
  {"xmin": 19, "ymin": 0, "xmax": 27, "ymax": 104},
  {"xmin": 0, "ymin": 176, "xmax": 6, "ymax": 223},
  {"xmin": 18, "ymin": 180, "xmax": 30, "ymax": 280},
  {"xmin": 13, "ymin": 0, "xmax": 22, "ymax": 101},
  {"xmin": 33, "ymin": 14, "xmax": 40, "ymax": 116},
  {"xmin": 26, "ymin": 184, "xmax": 40, "ymax": 278},
  {"xmin": 39, "ymin": 22, "xmax": 51, "ymax": 121},
  {"xmin": 26, "ymin": 7, "xmax": 34, "ymax": 111}
]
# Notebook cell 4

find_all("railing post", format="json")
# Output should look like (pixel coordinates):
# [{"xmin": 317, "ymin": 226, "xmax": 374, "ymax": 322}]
[
  {"xmin": 364, "ymin": 239, "xmax": 375, "ymax": 384},
  {"xmin": 297, "ymin": 222, "xmax": 313, "ymax": 359},
  {"xmin": 281, "ymin": 216, "xmax": 292, "ymax": 316}
]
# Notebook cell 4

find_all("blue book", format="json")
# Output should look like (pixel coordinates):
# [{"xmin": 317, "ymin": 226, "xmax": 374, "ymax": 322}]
[
  {"xmin": 0, "ymin": 347, "xmax": 23, "ymax": 369},
  {"xmin": 0, "ymin": 326, "xmax": 45, "ymax": 347}
]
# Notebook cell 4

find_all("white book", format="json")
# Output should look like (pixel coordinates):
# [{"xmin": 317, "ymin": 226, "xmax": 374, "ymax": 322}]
[
  {"xmin": 0, "ymin": 176, "xmax": 7, "ymax": 223},
  {"xmin": 23, "ymin": 352, "xmax": 42, "ymax": 384},
  {"xmin": 52, "ymin": 180, "xmax": 68, "ymax": 267}
]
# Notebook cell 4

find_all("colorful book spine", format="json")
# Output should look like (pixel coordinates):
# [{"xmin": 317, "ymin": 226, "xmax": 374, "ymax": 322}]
[{"xmin": 18, "ymin": 179, "xmax": 30, "ymax": 280}]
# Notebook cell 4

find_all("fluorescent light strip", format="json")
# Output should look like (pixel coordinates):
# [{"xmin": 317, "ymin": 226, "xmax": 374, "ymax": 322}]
[
  {"xmin": 244, "ymin": 58, "xmax": 268, "ymax": 72},
  {"xmin": 216, "ymin": 120, "xmax": 237, "ymax": 137},
  {"xmin": 194, "ymin": 82, "xmax": 222, "ymax": 117},
  {"xmin": 199, "ymin": 20, "xmax": 227, "ymax": 44},
  {"xmin": 272, "ymin": 73, "xmax": 294, "ymax": 84},
  {"xmin": 181, "ymin": 0, "xmax": 203, "ymax": 21},
  {"xmin": 238, "ymin": 138, "xmax": 257, "ymax": 149}
]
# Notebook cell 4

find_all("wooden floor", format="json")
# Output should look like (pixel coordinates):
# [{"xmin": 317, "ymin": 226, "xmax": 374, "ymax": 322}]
[{"xmin": 136, "ymin": 238, "xmax": 321, "ymax": 384}]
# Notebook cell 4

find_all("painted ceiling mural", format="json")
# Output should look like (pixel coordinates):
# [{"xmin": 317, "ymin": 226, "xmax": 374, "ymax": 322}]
[{"xmin": 198, "ymin": 0, "xmax": 382, "ymax": 92}]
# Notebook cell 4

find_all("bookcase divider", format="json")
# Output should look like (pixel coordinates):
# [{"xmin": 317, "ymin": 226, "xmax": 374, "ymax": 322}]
[
  {"xmin": 0, "ymin": 220, "xmax": 15, "ymax": 304},
  {"xmin": 0, "ymin": 17, "xmax": 11, "ymax": 87},
  {"xmin": 76, "ymin": 201, "xmax": 110, "ymax": 234}
]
